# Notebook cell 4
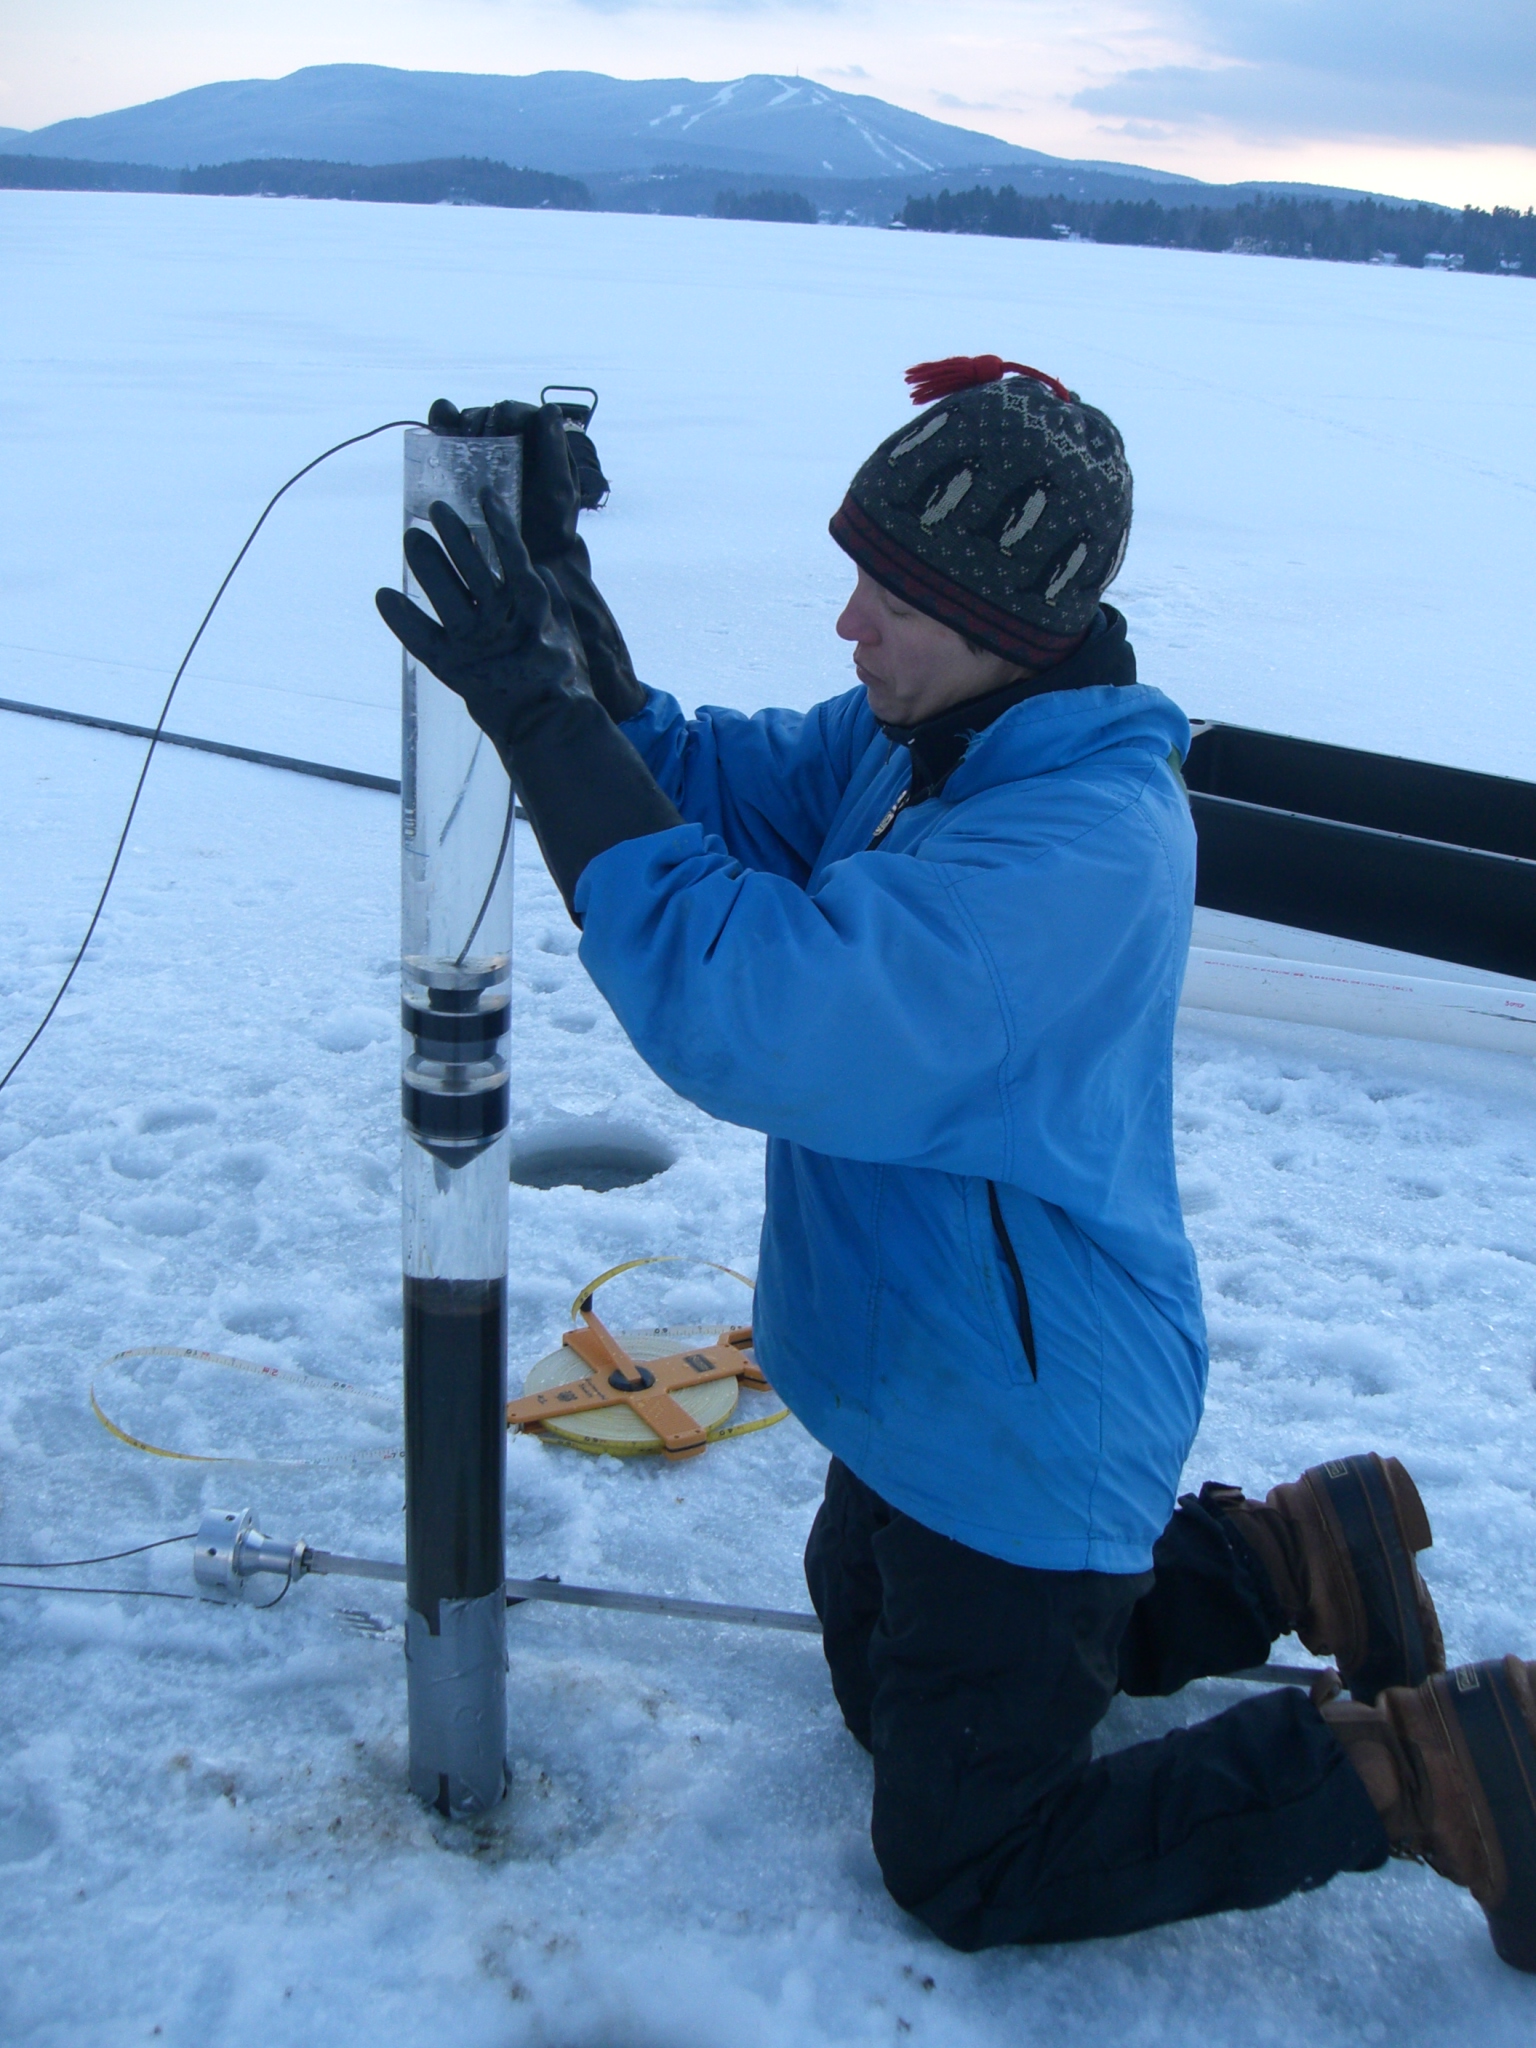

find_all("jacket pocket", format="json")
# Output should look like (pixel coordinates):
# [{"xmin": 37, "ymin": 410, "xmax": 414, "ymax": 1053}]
[{"xmin": 987, "ymin": 1181, "xmax": 1038, "ymax": 1380}]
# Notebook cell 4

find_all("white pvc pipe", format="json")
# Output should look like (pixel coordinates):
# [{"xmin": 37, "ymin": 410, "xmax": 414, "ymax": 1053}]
[{"xmin": 1181, "ymin": 948, "xmax": 1536, "ymax": 1056}]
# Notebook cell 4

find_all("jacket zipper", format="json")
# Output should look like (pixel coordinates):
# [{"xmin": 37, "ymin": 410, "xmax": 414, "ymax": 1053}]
[
  {"xmin": 866, "ymin": 787, "xmax": 911, "ymax": 850},
  {"xmin": 987, "ymin": 1181, "xmax": 1037, "ymax": 1380}
]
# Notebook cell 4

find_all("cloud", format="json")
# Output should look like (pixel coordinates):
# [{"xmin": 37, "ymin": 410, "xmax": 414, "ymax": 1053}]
[
  {"xmin": 1175, "ymin": 0, "xmax": 1534, "ymax": 100},
  {"xmin": 1102, "ymin": 119, "xmax": 1179, "ymax": 143},
  {"xmin": 1078, "ymin": 2, "xmax": 1536, "ymax": 147},
  {"xmin": 815, "ymin": 64, "xmax": 870, "ymax": 79},
  {"xmin": 930, "ymin": 90, "xmax": 1016, "ymax": 115}
]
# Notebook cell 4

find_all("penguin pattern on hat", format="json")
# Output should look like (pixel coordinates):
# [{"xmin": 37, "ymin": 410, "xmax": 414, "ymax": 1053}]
[{"xmin": 830, "ymin": 363, "xmax": 1133, "ymax": 668}]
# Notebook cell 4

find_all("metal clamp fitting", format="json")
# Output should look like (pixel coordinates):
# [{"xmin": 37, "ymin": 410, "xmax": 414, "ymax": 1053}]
[{"xmin": 193, "ymin": 1507, "xmax": 305, "ymax": 1603}]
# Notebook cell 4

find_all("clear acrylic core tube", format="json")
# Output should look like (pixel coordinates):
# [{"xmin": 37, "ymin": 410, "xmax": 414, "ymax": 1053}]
[{"xmin": 399, "ymin": 429, "xmax": 519, "ymax": 1819}]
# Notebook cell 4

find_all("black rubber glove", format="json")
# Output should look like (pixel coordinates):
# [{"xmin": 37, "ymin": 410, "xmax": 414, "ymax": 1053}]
[
  {"xmin": 517, "ymin": 403, "xmax": 648, "ymax": 723},
  {"xmin": 427, "ymin": 397, "xmax": 540, "ymax": 439},
  {"xmin": 375, "ymin": 493, "xmax": 680, "ymax": 918}
]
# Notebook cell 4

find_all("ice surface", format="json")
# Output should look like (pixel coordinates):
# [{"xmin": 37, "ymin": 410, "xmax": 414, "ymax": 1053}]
[{"xmin": 0, "ymin": 192, "xmax": 1534, "ymax": 2043}]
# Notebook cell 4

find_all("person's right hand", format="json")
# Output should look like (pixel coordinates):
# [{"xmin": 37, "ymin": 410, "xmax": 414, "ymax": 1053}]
[
  {"xmin": 429, "ymin": 396, "xmax": 647, "ymax": 723},
  {"xmin": 375, "ymin": 485, "xmax": 678, "ymax": 918},
  {"xmin": 519, "ymin": 404, "xmax": 647, "ymax": 723},
  {"xmin": 377, "ymin": 491, "xmax": 589, "ymax": 764}
]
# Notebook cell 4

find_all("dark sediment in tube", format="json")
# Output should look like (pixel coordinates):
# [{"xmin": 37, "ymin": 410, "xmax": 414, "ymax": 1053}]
[{"xmin": 403, "ymin": 1275, "xmax": 507, "ymax": 1630}]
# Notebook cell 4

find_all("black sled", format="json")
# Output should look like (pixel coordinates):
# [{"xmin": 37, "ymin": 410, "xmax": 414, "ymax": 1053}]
[{"xmin": 1186, "ymin": 722, "xmax": 1536, "ymax": 982}]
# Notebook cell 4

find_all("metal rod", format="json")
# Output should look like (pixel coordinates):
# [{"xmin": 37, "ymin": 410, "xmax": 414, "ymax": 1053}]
[
  {"xmin": 0, "ymin": 694, "xmax": 401, "ymax": 792},
  {"xmin": 1227, "ymin": 1663, "xmax": 1328, "ymax": 1686},
  {"xmin": 298, "ymin": 1549, "xmax": 1325, "ymax": 1680},
  {"xmin": 303, "ymin": 1549, "xmax": 407, "ymax": 1583},
  {"xmin": 0, "ymin": 695, "xmax": 534, "ymax": 819},
  {"xmin": 504, "ymin": 1576, "xmax": 824, "ymax": 1633}
]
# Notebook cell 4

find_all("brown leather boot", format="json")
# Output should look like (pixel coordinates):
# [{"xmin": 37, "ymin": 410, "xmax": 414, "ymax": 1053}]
[
  {"xmin": 1202, "ymin": 1453, "xmax": 1445, "ymax": 1701},
  {"xmin": 1320, "ymin": 1659, "xmax": 1536, "ymax": 1973}
]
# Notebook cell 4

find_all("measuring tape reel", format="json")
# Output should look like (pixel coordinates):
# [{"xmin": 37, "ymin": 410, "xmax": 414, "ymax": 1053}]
[{"xmin": 509, "ymin": 1257, "xmax": 789, "ymax": 1460}]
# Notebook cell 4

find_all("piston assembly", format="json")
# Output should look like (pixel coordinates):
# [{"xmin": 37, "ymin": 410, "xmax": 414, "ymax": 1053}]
[{"xmin": 399, "ymin": 428, "xmax": 519, "ymax": 1819}]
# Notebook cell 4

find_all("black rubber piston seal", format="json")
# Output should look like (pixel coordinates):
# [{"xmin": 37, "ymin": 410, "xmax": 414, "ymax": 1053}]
[
  {"xmin": 402, "ymin": 1000, "xmax": 509, "ymax": 1060},
  {"xmin": 402, "ymin": 1077, "xmax": 509, "ymax": 1143}
]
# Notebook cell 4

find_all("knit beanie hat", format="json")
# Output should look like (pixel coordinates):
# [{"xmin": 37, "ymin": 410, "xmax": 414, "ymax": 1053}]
[{"xmin": 829, "ymin": 356, "xmax": 1133, "ymax": 669}]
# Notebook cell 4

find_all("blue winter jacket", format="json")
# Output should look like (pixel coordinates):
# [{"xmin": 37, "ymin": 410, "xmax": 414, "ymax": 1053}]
[{"xmin": 573, "ymin": 616, "xmax": 1208, "ymax": 1574}]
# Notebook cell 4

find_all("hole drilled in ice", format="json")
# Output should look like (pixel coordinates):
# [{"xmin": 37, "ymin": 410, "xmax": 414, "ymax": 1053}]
[{"xmin": 508, "ymin": 1117, "xmax": 675, "ymax": 1193}]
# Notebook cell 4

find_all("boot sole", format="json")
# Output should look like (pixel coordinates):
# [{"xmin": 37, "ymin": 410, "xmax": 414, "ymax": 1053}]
[
  {"xmin": 1435, "ymin": 1659, "xmax": 1536, "ymax": 1973},
  {"xmin": 1306, "ymin": 1454, "xmax": 1445, "ymax": 1702}
]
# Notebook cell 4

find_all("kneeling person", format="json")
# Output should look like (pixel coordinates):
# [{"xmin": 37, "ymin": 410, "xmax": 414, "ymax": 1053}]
[{"xmin": 379, "ymin": 363, "xmax": 1536, "ymax": 1970}]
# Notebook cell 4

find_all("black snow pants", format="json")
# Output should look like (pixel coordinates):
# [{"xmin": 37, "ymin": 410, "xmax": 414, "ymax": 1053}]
[{"xmin": 804, "ymin": 1458, "xmax": 1390, "ymax": 1951}]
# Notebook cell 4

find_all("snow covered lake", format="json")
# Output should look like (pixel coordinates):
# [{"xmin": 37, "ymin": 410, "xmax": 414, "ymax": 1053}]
[{"xmin": 1, "ymin": 189, "xmax": 1535, "ymax": 2044}]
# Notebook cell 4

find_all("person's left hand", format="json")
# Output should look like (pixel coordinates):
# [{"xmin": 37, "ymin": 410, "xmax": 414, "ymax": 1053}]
[
  {"xmin": 427, "ymin": 397, "xmax": 540, "ymax": 439},
  {"xmin": 375, "ymin": 490, "xmax": 592, "ymax": 767}
]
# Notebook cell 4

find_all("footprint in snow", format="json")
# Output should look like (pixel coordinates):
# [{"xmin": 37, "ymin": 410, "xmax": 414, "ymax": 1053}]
[
  {"xmin": 138, "ymin": 1101, "xmax": 217, "ymax": 1135},
  {"xmin": 118, "ymin": 1195, "xmax": 207, "ymax": 1238},
  {"xmin": 314, "ymin": 1007, "xmax": 394, "ymax": 1054}
]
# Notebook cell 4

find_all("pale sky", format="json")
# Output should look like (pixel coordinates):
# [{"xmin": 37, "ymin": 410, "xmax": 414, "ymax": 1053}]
[{"xmin": 2, "ymin": 0, "xmax": 1533, "ymax": 209}]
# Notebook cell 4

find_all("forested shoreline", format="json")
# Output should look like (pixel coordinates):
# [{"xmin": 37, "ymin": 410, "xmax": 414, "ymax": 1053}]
[
  {"xmin": 900, "ymin": 186, "xmax": 1535, "ymax": 274},
  {"xmin": 0, "ymin": 153, "xmax": 590, "ymax": 210},
  {"xmin": 4, "ymin": 150, "xmax": 1533, "ymax": 275}
]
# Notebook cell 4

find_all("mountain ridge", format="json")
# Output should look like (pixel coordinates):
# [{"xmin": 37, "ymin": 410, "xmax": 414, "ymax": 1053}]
[
  {"xmin": 3, "ymin": 66, "xmax": 1055, "ymax": 179},
  {"xmin": 0, "ymin": 65, "xmax": 1412, "ymax": 208}
]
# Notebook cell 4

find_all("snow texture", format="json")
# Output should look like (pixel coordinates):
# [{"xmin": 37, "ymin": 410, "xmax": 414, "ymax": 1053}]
[{"xmin": 0, "ymin": 191, "xmax": 1534, "ymax": 2043}]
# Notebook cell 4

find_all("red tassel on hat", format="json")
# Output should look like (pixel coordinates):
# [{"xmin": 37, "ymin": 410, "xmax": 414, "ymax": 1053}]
[{"xmin": 904, "ymin": 355, "xmax": 1073, "ymax": 406}]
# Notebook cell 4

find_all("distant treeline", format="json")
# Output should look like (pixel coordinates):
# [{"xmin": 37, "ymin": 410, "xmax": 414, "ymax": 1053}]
[
  {"xmin": 0, "ymin": 154, "xmax": 176, "ymax": 192},
  {"xmin": 901, "ymin": 186, "xmax": 1535, "ymax": 274},
  {"xmin": 713, "ymin": 188, "xmax": 817, "ymax": 224},
  {"xmin": 182, "ymin": 158, "xmax": 590, "ymax": 209},
  {"xmin": 0, "ymin": 153, "xmax": 590, "ymax": 211}
]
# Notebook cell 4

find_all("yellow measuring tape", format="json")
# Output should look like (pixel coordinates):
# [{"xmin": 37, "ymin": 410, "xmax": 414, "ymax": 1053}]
[
  {"xmin": 89, "ymin": 1258, "xmax": 788, "ymax": 1466},
  {"xmin": 546, "ymin": 1254, "xmax": 789, "ymax": 1455},
  {"xmin": 570, "ymin": 1253, "xmax": 755, "ymax": 1318},
  {"xmin": 89, "ymin": 1348, "xmax": 402, "ymax": 1469}
]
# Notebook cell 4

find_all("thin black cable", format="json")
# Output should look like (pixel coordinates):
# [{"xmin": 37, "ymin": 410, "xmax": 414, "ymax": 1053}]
[
  {"xmin": 0, "ymin": 417, "xmax": 426, "ymax": 1094},
  {"xmin": 456, "ymin": 784, "xmax": 517, "ymax": 966},
  {"xmin": 0, "ymin": 1531, "xmax": 196, "ymax": 1569}
]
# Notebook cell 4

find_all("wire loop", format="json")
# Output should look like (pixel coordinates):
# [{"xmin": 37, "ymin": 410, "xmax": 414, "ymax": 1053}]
[{"xmin": 0, "ymin": 418, "xmax": 426, "ymax": 1093}]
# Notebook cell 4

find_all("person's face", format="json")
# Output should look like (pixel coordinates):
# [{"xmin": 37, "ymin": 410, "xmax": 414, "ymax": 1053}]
[{"xmin": 835, "ymin": 568, "xmax": 1026, "ymax": 727}]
